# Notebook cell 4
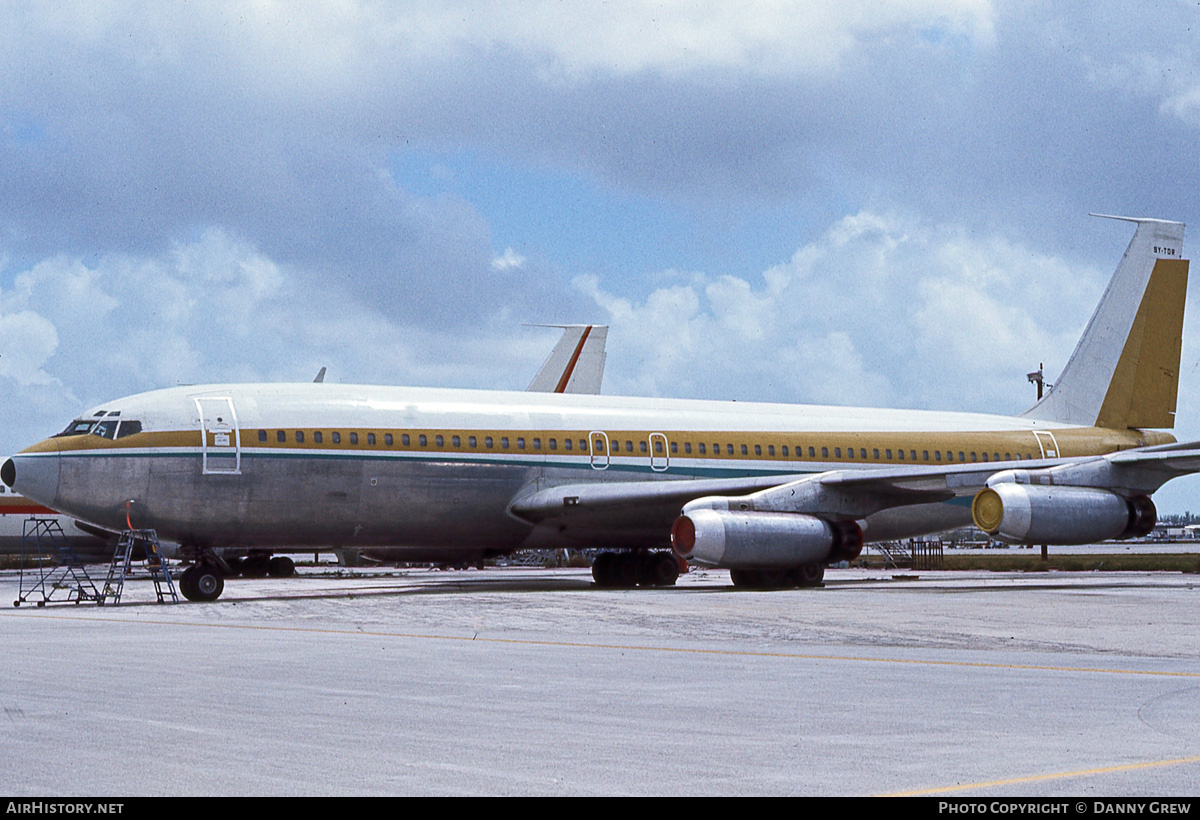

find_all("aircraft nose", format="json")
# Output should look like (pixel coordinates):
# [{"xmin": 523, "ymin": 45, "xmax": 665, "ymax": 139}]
[{"xmin": 6, "ymin": 447, "xmax": 62, "ymax": 507}]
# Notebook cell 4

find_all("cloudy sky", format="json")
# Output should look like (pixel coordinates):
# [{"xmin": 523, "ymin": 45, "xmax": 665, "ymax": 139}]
[{"xmin": 4, "ymin": 1, "xmax": 1200, "ymax": 510}]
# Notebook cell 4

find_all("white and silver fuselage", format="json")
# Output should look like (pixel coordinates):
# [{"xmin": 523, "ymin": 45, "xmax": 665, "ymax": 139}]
[{"xmin": 3, "ymin": 383, "xmax": 1163, "ymax": 560}]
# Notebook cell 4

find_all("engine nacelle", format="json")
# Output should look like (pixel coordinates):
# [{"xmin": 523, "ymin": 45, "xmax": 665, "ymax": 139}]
[
  {"xmin": 971, "ymin": 484, "xmax": 1156, "ymax": 545},
  {"xmin": 671, "ymin": 509, "xmax": 861, "ymax": 569}
]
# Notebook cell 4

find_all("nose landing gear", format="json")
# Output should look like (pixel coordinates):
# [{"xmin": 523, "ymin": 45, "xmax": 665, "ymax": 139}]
[{"xmin": 178, "ymin": 563, "xmax": 225, "ymax": 602}]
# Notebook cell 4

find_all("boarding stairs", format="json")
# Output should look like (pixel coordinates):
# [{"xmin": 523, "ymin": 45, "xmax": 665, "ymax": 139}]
[
  {"xmin": 868, "ymin": 540, "xmax": 911, "ymax": 569},
  {"xmin": 100, "ymin": 529, "xmax": 179, "ymax": 605},
  {"xmin": 13, "ymin": 518, "xmax": 103, "ymax": 607}
]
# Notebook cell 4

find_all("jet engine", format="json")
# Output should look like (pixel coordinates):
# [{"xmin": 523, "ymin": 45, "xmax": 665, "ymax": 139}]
[
  {"xmin": 971, "ymin": 484, "xmax": 1156, "ymax": 545},
  {"xmin": 670, "ymin": 509, "xmax": 862, "ymax": 569}
]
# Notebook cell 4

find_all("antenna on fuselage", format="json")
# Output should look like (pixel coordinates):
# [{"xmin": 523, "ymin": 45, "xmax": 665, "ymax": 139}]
[{"xmin": 313, "ymin": 367, "xmax": 327, "ymax": 384}]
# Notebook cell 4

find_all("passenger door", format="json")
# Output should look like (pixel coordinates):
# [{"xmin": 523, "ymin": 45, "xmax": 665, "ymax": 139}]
[
  {"xmin": 196, "ymin": 397, "xmax": 242, "ymax": 475},
  {"xmin": 1032, "ymin": 430, "xmax": 1060, "ymax": 459}
]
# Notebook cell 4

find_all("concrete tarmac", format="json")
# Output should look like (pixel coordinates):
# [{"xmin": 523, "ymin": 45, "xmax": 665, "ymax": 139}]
[{"xmin": 1, "ymin": 565, "xmax": 1198, "ymax": 796}]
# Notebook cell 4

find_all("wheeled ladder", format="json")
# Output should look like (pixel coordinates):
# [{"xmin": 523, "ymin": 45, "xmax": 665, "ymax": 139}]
[
  {"xmin": 14, "ymin": 518, "xmax": 102, "ymax": 607},
  {"xmin": 100, "ymin": 529, "xmax": 179, "ymax": 604}
]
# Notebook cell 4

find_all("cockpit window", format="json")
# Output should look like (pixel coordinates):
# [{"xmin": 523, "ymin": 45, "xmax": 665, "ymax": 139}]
[
  {"xmin": 54, "ymin": 416, "xmax": 142, "ymax": 438},
  {"xmin": 92, "ymin": 420, "xmax": 119, "ymax": 439},
  {"xmin": 56, "ymin": 419, "xmax": 98, "ymax": 437},
  {"xmin": 116, "ymin": 420, "xmax": 142, "ymax": 438}
]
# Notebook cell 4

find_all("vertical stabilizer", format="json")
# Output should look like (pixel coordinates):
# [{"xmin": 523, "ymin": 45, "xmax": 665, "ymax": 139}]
[
  {"xmin": 526, "ymin": 325, "xmax": 609, "ymax": 394},
  {"xmin": 1021, "ymin": 216, "xmax": 1187, "ymax": 429}
]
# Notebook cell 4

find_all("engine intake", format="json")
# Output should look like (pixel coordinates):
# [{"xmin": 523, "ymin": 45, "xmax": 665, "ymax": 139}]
[{"xmin": 972, "ymin": 484, "xmax": 1156, "ymax": 544}]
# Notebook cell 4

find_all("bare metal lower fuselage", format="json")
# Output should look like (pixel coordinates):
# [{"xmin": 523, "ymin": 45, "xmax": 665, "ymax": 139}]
[
  {"xmin": 56, "ymin": 451, "xmax": 532, "ymax": 557},
  {"xmin": 45, "ymin": 448, "xmax": 969, "ymax": 559}
]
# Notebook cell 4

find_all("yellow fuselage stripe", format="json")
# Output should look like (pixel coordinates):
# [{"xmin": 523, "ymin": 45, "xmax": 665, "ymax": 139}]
[{"xmin": 33, "ymin": 425, "xmax": 1168, "ymax": 467}]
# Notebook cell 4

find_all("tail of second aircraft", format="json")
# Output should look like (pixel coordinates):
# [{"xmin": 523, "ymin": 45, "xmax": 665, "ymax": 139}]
[
  {"xmin": 1021, "ymin": 215, "xmax": 1188, "ymax": 430},
  {"xmin": 526, "ymin": 324, "xmax": 609, "ymax": 394}
]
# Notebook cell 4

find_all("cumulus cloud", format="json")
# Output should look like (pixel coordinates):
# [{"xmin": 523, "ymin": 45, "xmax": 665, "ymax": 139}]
[
  {"xmin": 579, "ymin": 211, "xmax": 1104, "ymax": 415},
  {"xmin": 13, "ymin": 1, "xmax": 993, "ymax": 81},
  {"xmin": 0, "ymin": 228, "xmax": 576, "ymax": 450},
  {"xmin": 1161, "ymin": 85, "xmax": 1200, "ymax": 127},
  {"xmin": 0, "ymin": 310, "xmax": 59, "ymax": 387},
  {"xmin": 491, "ymin": 247, "xmax": 526, "ymax": 271},
  {"xmin": 410, "ymin": 0, "xmax": 997, "ymax": 78}
]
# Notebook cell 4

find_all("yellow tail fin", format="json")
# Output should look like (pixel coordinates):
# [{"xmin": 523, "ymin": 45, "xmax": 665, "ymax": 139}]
[
  {"xmin": 1095, "ymin": 257, "xmax": 1188, "ymax": 428},
  {"xmin": 1022, "ymin": 216, "xmax": 1188, "ymax": 430}
]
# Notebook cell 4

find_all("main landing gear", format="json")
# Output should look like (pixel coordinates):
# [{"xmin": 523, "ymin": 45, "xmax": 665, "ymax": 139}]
[
  {"xmin": 591, "ymin": 550, "xmax": 681, "ymax": 588},
  {"xmin": 229, "ymin": 554, "xmax": 296, "ymax": 578},
  {"xmin": 176, "ymin": 551, "xmax": 298, "ymax": 602},
  {"xmin": 729, "ymin": 563, "xmax": 825, "ymax": 590}
]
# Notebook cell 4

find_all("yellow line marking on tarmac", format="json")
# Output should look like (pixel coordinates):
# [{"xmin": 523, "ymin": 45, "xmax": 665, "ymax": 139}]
[
  {"xmin": 882, "ymin": 755, "xmax": 1200, "ymax": 796},
  {"xmin": 5, "ymin": 609, "xmax": 1200, "ymax": 679}
]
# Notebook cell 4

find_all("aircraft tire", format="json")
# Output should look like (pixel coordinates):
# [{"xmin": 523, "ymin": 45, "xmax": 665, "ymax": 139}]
[
  {"xmin": 640, "ymin": 551, "xmax": 679, "ymax": 587},
  {"xmin": 268, "ymin": 556, "xmax": 295, "ymax": 577},
  {"xmin": 240, "ymin": 554, "xmax": 270, "ymax": 578},
  {"xmin": 178, "ymin": 566, "xmax": 198, "ymax": 600},
  {"xmin": 592, "ymin": 552, "xmax": 638, "ymax": 588},
  {"xmin": 731, "ymin": 565, "xmax": 826, "ymax": 590},
  {"xmin": 182, "ymin": 564, "xmax": 224, "ymax": 602},
  {"xmin": 613, "ymin": 552, "xmax": 640, "ymax": 587},
  {"xmin": 755, "ymin": 569, "xmax": 790, "ymax": 589},
  {"xmin": 791, "ymin": 563, "xmax": 825, "ymax": 588},
  {"xmin": 729, "ymin": 569, "xmax": 758, "ymax": 589},
  {"xmin": 591, "ymin": 552, "xmax": 618, "ymax": 586}
]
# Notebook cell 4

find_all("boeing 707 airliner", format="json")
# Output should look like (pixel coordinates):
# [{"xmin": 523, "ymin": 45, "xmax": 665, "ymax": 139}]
[{"xmin": 5, "ymin": 216, "xmax": 1199, "ymax": 601}]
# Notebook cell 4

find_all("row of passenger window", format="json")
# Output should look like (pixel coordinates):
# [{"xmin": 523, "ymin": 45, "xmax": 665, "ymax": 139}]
[
  {"xmin": 678, "ymin": 443, "xmax": 1033, "ymax": 462},
  {"xmin": 767, "ymin": 445, "xmax": 1033, "ymax": 463},
  {"xmin": 255, "ymin": 429, "xmax": 1035, "ymax": 462},
  {"xmin": 257, "ymin": 429, "xmax": 592, "ymax": 451},
  {"xmin": 259, "ymin": 429, "xmax": 379, "ymax": 446}
]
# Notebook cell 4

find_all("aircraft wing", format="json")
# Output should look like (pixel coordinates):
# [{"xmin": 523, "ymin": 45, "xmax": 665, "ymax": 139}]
[
  {"xmin": 510, "ymin": 464, "xmax": 976, "ymax": 531},
  {"xmin": 509, "ymin": 472, "xmax": 822, "ymax": 549},
  {"xmin": 741, "ymin": 438, "xmax": 1200, "ymax": 501},
  {"xmin": 511, "ymin": 473, "xmax": 815, "ymax": 522},
  {"xmin": 510, "ymin": 443, "xmax": 1200, "ymax": 536},
  {"xmin": 1106, "ymin": 440, "xmax": 1200, "ymax": 473}
]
